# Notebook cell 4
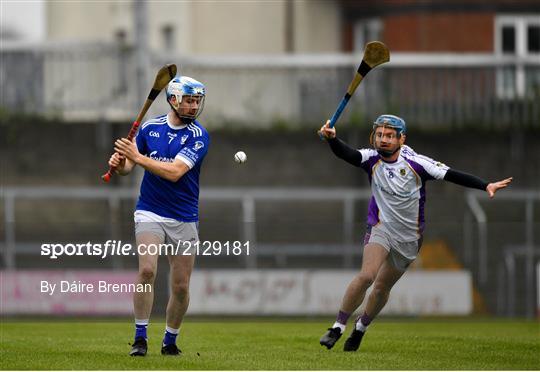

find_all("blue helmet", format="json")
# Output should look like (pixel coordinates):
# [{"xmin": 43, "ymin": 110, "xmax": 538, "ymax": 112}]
[
  {"xmin": 373, "ymin": 114, "xmax": 406, "ymax": 137},
  {"xmin": 166, "ymin": 76, "xmax": 206, "ymax": 120}
]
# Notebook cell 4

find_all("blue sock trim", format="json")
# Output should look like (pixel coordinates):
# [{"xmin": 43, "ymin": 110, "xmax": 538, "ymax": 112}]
[
  {"xmin": 135, "ymin": 323, "xmax": 147, "ymax": 340},
  {"xmin": 163, "ymin": 330, "xmax": 178, "ymax": 346}
]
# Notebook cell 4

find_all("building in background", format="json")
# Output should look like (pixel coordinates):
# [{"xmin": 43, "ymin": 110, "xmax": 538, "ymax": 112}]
[
  {"xmin": 40, "ymin": 0, "xmax": 540, "ymax": 119},
  {"xmin": 45, "ymin": 0, "xmax": 539, "ymax": 55},
  {"xmin": 45, "ymin": 1, "xmax": 341, "ymax": 54},
  {"xmin": 3, "ymin": 0, "xmax": 539, "ymax": 123},
  {"xmin": 0, "ymin": 0, "xmax": 44, "ymax": 41},
  {"xmin": 340, "ymin": 0, "xmax": 540, "ymax": 99},
  {"xmin": 340, "ymin": 0, "xmax": 539, "ymax": 53}
]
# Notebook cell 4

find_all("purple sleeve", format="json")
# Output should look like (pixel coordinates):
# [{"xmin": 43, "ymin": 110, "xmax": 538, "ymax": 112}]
[
  {"xmin": 405, "ymin": 155, "xmax": 449, "ymax": 182},
  {"xmin": 360, "ymin": 153, "xmax": 381, "ymax": 175},
  {"xmin": 406, "ymin": 159, "xmax": 432, "ymax": 182}
]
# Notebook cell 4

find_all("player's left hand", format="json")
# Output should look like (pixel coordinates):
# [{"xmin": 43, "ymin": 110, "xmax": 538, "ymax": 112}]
[
  {"xmin": 486, "ymin": 177, "xmax": 513, "ymax": 198},
  {"xmin": 114, "ymin": 138, "xmax": 140, "ymax": 163}
]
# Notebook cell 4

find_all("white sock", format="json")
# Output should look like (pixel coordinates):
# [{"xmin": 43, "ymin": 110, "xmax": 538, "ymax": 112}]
[
  {"xmin": 165, "ymin": 326, "xmax": 179, "ymax": 335},
  {"xmin": 332, "ymin": 322, "xmax": 345, "ymax": 333},
  {"xmin": 135, "ymin": 318, "xmax": 149, "ymax": 326},
  {"xmin": 355, "ymin": 319, "xmax": 368, "ymax": 332}
]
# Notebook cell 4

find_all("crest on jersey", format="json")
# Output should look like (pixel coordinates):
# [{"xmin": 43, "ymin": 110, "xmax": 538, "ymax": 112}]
[
  {"xmin": 193, "ymin": 141, "xmax": 204, "ymax": 151},
  {"xmin": 400, "ymin": 168, "xmax": 406, "ymax": 176},
  {"xmin": 181, "ymin": 134, "xmax": 189, "ymax": 145}
]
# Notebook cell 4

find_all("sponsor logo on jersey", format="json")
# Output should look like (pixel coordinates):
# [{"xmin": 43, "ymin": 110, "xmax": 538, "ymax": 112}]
[
  {"xmin": 149, "ymin": 151, "xmax": 174, "ymax": 163},
  {"xmin": 181, "ymin": 148, "xmax": 198, "ymax": 160},
  {"xmin": 193, "ymin": 141, "xmax": 204, "ymax": 151},
  {"xmin": 180, "ymin": 134, "xmax": 189, "ymax": 144},
  {"xmin": 149, "ymin": 131, "xmax": 160, "ymax": 138},
  {"xmin": 373, "ymin": 180, "xmax": 417, "ymax": 198}
]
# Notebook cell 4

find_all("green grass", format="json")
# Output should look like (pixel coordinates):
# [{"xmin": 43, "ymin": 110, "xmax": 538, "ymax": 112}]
[{"xmin": 1, "ymin": 319, "xmax": 538, "ymax": 370}]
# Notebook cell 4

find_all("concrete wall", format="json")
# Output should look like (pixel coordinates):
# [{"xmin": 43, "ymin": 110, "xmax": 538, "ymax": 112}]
[
  {"xmin": 1, "ymin": 121, "xmax": 538, "ymax": 188},
  {"xmin": 190, "ymin": 1, "xmax": 287, "ymax": 54},
  {"xmin": 294, "ymin": 0, "xmax": 341, "ymax": 53},
  {"xmin": 47, "ymin": 2, "xmax": 123, "ymax": 42},
  {"xmin": 45, "ymin": 1, "xmax": 341, "ymax": 54}
]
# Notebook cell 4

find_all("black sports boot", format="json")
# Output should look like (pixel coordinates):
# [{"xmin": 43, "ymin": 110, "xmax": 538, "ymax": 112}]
[
  {"xmin": 343, "ymin": 329, "xmax": 365, "ymax": 352},
  {"xmin": 130, "ymin": 337, "xmax": 148, "ymax": 356},
  {"xmin": 319, "ymin": 327, "xmax": 342, "ymax": 349},
  {"xmin": 161, "ymin": 343, "xmax": 181, "ymax": 356}
]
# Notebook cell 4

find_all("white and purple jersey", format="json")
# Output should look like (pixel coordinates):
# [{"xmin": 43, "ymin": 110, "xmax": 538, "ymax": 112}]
[
  {"xmin": 359, "ymin": 145, "xmax": 449, "ymax": 242},
  {"xmin": 135, "ymin": 114, "xmax": 209, "ymax": 222}
]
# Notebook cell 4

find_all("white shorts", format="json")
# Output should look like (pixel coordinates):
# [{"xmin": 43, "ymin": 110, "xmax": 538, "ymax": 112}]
[
  {"xmin": 134, "ymin": 210, "xmax": 199, "ymax": 253},
  {"xmin": 363, "ymin": 224, "xmax": 423, "ymax": 271}
]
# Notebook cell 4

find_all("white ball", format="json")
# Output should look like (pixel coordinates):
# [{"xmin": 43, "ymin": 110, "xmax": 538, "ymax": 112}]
[{"xmin": 234, "ymin": 151, "xmax": 247, "ymax": 164}]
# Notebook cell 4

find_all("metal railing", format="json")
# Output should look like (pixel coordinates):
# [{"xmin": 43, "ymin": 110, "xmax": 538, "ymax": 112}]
[
  {"xmin": 500, "ymin": 246, "xmax": 540, "ymax": 318},
  {"xmin": 3, "ymin": 186, "xmax": 538, "ymax": 316},
  {"xmin": 1, "ymin": 42, "xmax": 539, "ymax": 127},
  {"xmin": 1, "ymin": 186, "xmax": 371, "ymax": 270},
  {"xmin": 465, "ymin": 189, "xmax": 540, "ymax": 317}
]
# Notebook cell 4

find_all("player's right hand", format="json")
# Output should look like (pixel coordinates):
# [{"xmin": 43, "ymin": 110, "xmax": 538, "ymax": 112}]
[
  {"xmin": 318, "ymin": 120, "xmax": 336, "ymax": 139},
  {"xmin": 108, "ymin": 152, "xmax": 126, "ymax": 170}
]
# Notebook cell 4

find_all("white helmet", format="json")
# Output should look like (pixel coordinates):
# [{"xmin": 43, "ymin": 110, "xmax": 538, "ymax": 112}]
[{"xmin": 166, "ymin": 76, "xmax": 206, "ymax": 120}]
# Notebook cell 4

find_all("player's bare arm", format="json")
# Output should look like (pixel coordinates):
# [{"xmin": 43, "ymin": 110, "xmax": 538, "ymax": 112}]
[
  {"xmin": 137, "ymin": 157, "xmax": 190, "ymax": 183},
  {"xmin": 114, "ymin": 138, "xmax": 190, "ymax": 182}
]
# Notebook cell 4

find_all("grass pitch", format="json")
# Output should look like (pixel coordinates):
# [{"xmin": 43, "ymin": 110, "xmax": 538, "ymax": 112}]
[{"xmin": 1, "ymin": 318, "xmax": 538, "ymax": 370}]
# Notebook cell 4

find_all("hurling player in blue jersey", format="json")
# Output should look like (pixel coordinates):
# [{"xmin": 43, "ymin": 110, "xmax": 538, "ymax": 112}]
[
  {"xmin": 109, "ymin": 76, "xmax": 209, "ymax": 356},
  {"xmin": 317, "ymin": 115, "xmax": 512, "ymax": 352}
]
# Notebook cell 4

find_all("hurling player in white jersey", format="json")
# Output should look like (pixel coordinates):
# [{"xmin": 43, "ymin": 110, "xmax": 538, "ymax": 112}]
[
  {"xmin": 109, "ymin": 76, "xmax": 209, "ymax": 357},
  {"xmin": 317, "ymin": 114, "xmax": 512, "ymax": 352}
]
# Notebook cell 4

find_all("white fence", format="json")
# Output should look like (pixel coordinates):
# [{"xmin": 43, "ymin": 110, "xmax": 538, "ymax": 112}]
[
  {"xmin": 0, "ymin": 186, "xmax": 371, "ymax": 270},
  {"xmin": 2, "ymin": 42, "xmax": 539, "ymax": 127}
]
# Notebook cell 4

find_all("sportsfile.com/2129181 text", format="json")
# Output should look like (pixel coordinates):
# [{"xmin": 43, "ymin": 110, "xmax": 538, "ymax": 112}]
[{"xmin": 40, "ymin": 240, "xmax": 250, "ymax": 259}]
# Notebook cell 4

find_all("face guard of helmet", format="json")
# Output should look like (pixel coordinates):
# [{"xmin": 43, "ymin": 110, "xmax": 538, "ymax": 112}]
[
  {"xmin": 370, "ymin": 114, "xmax": 407, "ymax": 158},
  {"xmin": 166, "ymin": 76, "xmax": 206, "ymax": 122}
]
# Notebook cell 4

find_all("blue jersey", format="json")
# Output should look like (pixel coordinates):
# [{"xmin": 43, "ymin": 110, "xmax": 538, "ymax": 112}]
[{"xmin": 135, "ymin": 114, "xmax": 210, "ymax": 222}]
